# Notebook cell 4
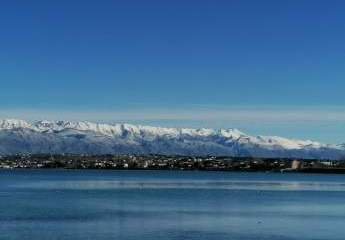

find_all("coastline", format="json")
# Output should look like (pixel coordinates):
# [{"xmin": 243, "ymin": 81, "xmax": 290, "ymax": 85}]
[{"xmin": 1, "ymin": 154, "xmax": 344, "ymax": 174}]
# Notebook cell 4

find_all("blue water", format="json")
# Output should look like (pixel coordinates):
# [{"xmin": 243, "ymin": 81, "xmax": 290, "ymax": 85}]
[{"xmin": 1, "ymin": 170, "xmax": 345, "ymax": 240}]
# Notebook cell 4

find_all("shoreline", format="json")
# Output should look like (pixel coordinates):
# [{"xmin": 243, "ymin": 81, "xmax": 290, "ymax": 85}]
[
  {"xmin": 1, "ymin": 154, "xmax": 345, "ymax": 174},
  {"xmin": 2, "ymin": 167, "xmax": 345, "ymax": 174}
]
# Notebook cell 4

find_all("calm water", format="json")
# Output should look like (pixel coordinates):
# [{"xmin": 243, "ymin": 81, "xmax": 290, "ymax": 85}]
[{"xmin": 1, "ymin": 170, "xmax": 345, "ymax": 240}]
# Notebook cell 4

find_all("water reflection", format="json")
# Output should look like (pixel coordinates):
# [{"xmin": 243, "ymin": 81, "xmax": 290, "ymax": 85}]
[
  {"xmin": 14, "ymin": 179, "xmax": 345, "ymax": 191},
  {"xmin": 1, "ymin": 170, "xmax": 345, "ymax": 240}
]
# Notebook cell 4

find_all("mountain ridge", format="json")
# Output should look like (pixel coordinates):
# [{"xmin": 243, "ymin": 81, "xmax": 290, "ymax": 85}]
[{"xmin": 0, "ymin": 119, "xmax": 344, "ymax": 159}]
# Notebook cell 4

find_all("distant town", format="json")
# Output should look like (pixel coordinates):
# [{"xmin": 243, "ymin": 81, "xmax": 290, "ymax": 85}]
[{"xmin": 1, "ymin": 154, "xmax": 345, "ymax": 173}]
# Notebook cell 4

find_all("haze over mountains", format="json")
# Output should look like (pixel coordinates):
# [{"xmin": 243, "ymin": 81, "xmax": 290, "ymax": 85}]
[{"xmin": 0, "ymin": 119, "xmax": 344, "ymax": 160}]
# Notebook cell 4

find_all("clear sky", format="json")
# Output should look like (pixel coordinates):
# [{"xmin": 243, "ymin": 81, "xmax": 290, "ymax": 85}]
[{"xmin": 1, "ymin": 0, "xmax": 345, "ymax": 143}]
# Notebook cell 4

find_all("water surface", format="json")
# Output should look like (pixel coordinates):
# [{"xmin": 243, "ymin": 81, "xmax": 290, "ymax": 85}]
[{"xmin": 1, "ymin": 170, "xmax": 344, "ymax": 240}]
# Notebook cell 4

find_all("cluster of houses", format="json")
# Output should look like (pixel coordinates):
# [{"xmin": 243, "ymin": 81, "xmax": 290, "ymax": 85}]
[
  {"xmin": 0, "ymin": 154, "xmax": 294, "ymax": 171},
  {"xmin": 0, "ymin": 154, "xmax": 342, "ymax": 172}
]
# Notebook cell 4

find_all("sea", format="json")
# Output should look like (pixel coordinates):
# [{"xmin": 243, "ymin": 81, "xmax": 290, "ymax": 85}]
[{"xmin": 1, "ymin": 169, "xmax": 345, "ymax": 240}]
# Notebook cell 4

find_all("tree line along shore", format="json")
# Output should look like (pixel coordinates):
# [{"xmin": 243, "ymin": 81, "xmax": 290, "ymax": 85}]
[{"xmin": 1, "ymin": 154, "xmax": 345, "ymax": 173}]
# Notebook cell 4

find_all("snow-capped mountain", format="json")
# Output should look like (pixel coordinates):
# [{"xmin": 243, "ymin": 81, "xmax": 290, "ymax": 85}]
[{"xmin": 0, "ymin": 119, "xmax": 344, "ymax": 159}]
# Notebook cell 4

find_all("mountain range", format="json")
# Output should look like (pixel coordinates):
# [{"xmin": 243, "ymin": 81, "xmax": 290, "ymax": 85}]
[{"xmin": 0, "ymin": 119, "xmax": 344, "ymax": 159}]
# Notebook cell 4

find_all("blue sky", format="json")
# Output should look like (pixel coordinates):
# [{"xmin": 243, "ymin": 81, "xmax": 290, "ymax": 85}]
[{"xmin": 1, "ymin": 0, "xmax": 345, "ymax": 143}]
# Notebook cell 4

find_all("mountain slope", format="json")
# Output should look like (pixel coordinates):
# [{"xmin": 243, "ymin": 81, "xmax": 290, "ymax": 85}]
[{"xmin": 0, "ymin": 119, "xmax": 344, "ymax": 159}]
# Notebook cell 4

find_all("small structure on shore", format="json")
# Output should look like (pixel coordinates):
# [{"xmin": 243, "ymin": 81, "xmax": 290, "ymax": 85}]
[
  {"xmin": 291, "ymin": 160, "xmax": 302, "ymax": 170},
  {"xmin": 281, "ymin": 160, "xmax": 303, "ymax": 173}
]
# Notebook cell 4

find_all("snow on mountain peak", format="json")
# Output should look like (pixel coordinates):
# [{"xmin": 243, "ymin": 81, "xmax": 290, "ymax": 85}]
[
  {"xmin": 0, "ymin": 119, "xmax": 31, "ymax": 129},
  {"xmin": 218, "ymin": 128, "xmax": 245, "ymax": 138},
  {"xmin": 0, "ymin": 119, "xmax": 324, "ymax": 146},
  {"xmin": 0, "ymin": 118, "xmax": 343, "ymax": 159}
]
